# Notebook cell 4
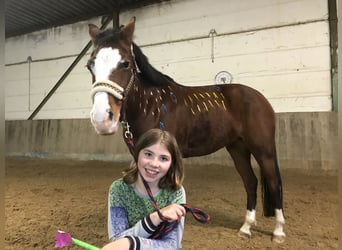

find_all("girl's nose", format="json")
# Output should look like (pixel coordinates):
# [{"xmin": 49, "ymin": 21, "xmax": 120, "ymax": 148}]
[{"xmin": 150, "ymin": 157, "xmax": 159, "ymax": 168}]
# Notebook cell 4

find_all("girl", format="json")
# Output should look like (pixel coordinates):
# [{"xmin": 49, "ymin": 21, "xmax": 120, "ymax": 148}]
[{"xmin": 102, "ymin": 128, "xmax": 186, "ymax": 250}]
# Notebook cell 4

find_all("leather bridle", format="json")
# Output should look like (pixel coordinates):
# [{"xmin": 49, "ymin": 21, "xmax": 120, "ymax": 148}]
[{"xmin": 89, "ymin": 46, "xmax": 138, "ymax": 154}]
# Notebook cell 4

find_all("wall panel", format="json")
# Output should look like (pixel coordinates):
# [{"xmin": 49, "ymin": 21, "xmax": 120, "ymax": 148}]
[{"xmin": 5, "ymin": 0, "xmax": 332, "ymax": 119}]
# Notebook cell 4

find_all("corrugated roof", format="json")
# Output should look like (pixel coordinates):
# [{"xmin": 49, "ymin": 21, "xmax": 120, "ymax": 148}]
[{"xmin": 5, "ymin": 0, "xmax": 169, "ymax": 38}]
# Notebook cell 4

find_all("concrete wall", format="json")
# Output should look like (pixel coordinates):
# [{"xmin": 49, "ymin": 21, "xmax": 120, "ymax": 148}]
[
  {"xmin": 5, "ymin": 0, "xmax": 336, "ymax": 171},
  {"xmin": 5, "ymin": 0, "xmax": 332, "ymax": 120},
  {"xmin": 5, "ymin": 112, "xmax": 338, "ymax": 170}
]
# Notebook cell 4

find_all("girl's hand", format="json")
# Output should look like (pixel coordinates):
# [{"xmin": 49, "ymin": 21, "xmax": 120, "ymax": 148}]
[
  {"xmin": 150, "ymin": 203, "xmax": 186, "ymax": 226},
  {"xmin": 160, "ymin": 203, "xmax": 186, "ymax": 222}
]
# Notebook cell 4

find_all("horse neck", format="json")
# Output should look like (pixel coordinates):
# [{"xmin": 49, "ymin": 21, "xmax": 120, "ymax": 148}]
[
  {"xmin": 126, "ymin": 79, "xmax": 161, "ymax": 108},
  {"xmin": 123, "ymin": 78, "xmax": 174, "ymax": 132},
  {"xmin": 129, "ymin": 74, "xmax": 177, "ymax": 100}
]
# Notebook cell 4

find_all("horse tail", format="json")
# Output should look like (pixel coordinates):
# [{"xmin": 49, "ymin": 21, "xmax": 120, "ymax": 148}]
[{"xmin": 261, "ymin": 154, "xmax": 283, "ymax": 217}]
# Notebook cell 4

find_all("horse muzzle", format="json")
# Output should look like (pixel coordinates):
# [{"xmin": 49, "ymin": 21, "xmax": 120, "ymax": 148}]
[
  {"xmin": 90, "ymin": 110, "xmax": 120, "ymax": 135},
  {"xmin": 90, "ymin": 91, "xmax": 121, "ymax": 135}
]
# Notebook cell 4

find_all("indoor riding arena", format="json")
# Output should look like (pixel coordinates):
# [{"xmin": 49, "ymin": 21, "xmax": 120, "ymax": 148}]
[{"xmin": 5, "ymin": 0, "xmax": 338, "ymax": 250}]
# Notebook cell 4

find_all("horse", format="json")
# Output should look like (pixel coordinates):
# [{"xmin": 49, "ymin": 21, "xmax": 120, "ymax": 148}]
[{"xmin": 86, "ymin": 17, "xmax": 285, "ymax": 243}]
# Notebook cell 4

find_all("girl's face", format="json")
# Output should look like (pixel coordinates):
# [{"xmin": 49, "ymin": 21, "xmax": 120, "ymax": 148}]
[{"xmin": 137, "ymin": 142, "xmax": 172, "ymax": 186}]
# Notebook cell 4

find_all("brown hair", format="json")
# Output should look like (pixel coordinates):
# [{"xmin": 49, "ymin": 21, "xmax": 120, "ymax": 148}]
[{"xmin": 122, "ymin": 128, "xmax": 184, "ymax": 191}]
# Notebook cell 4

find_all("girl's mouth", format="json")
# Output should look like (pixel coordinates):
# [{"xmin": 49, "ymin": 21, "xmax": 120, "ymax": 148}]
[{"xmin": 145, "ymin": 168, "xmax": 159, "ymax": 176}]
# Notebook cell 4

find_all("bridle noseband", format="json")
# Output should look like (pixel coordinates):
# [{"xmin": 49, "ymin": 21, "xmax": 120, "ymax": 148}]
[
  {"xmin": 90, "ymin": 68, "xmax": 136, "ymax": 103},
  {"xmin": 90, "ymin": 80, "xmax": 124, "ymax": 101}
]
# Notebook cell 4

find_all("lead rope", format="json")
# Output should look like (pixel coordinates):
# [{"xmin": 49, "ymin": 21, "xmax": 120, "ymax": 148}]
[
  {"xmin": 119, "ymin": 67, "xmax": 136, "ymax": 157},
  {"xmin": 141, "ymin": 175, "xmax": 210, "ymax": 239}
]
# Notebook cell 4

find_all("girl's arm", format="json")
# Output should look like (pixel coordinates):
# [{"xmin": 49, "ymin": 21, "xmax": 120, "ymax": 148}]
[
  {"xmin": 108, "ymin": 205, "xmax": 161, "ymax": 240},
  {"xmin": 107, "ymin": 184, "xmax": 186, "ymax": 249},
  {"xmin": 105, "ymin": 211, "xmax": 185, "ymax": 250}
]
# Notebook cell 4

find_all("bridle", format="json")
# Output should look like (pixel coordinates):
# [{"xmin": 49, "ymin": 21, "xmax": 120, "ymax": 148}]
[
  {"xmin": 90, "ymin": 68, "xmax": 136, "ymax": 103},
  {"xmin": 90, "ymin": 43, "xmax": 139, "ymax": 102},
  {"xmin": 89, "ymin": 47, "xmax": 138, "ymax": 155}
]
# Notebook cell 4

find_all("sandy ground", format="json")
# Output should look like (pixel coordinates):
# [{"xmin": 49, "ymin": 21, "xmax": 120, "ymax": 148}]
[{"xmin": 5, "ymin": 157, "xmax": 338, "ymax": 249}]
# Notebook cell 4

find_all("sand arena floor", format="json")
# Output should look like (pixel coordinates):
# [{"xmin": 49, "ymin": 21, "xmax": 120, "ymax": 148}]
[{"xmin": 5, "ymin": 157, "xmax": 338, "ymax": 249}]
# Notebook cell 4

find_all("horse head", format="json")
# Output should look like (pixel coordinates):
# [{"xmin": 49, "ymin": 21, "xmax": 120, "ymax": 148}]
[{"xmin": 87, "ymin": 17, "xmax": 137, "ymax": 135}]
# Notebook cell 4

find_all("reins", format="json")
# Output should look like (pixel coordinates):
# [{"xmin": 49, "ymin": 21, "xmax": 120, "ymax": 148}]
[{"xmin": 141, "ymin": 174, "xmax": 210, "ymax": 239}]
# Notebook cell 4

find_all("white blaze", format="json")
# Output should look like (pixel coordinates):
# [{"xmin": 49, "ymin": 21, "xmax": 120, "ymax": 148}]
[
  {"xmin": 92, "ymin": 92, "xmax": 110, "ymax": 122},
  {"xmin": 93, "ymin": 47, "xmax": 121, "ymax": 81}
]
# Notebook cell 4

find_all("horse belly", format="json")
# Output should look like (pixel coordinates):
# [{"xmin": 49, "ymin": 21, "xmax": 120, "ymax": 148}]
[{"xmin": 175, "ymin": 114, "xmax": 238, "ymax": 158}]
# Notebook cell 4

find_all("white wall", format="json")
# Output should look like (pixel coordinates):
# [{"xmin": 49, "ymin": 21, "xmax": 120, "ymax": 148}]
[{"xmin": 5, "ymin": 0, "xmax": 332, "ymax": 120}]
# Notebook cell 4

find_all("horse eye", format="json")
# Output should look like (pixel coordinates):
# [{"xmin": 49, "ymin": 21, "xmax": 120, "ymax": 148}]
[{"xmin": 119, "ymin": 60, "xmax": 130, "ymax": 68}]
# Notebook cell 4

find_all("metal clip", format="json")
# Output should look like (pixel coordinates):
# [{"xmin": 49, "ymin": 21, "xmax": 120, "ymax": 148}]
[{"xmin": 121, "ymin": 121, "xmax": 133, "ymax": 139}]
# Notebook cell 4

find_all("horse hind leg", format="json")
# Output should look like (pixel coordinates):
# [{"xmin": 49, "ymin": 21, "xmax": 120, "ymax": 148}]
[
  {"xmin": 273, "ymin": 208, "xmax": 285, "ymax": 243},
  {"xmin": 226, "ymin": 142, "xmax": 258, "ymax": 238},
  {"xmin": 255, "ymin": 153, "xmax": 286, "ymax": 243}
]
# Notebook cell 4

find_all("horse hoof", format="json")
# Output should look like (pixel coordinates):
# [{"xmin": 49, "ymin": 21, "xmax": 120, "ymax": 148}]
[
  {"xmin": 238, "ymin": 230, "xmax": 251, "ymax": 239},
  {"xmin": 272, "ymin": 234, "xmax": 285, "ymax": 243}
]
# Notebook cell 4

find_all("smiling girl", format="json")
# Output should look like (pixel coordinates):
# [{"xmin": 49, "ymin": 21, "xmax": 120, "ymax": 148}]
[{"xmin": 102, "ymin": 128, "xmax": 186, "ymax": 250}]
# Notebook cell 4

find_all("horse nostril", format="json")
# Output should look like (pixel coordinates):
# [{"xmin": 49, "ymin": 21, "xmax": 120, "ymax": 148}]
[
  {"xmin": 105, "ymin": 108, "xmax": 114, "ymax": 120},
  {"xmin": 108, "ymin": 110, "xmax": 114, "ymax": 120}
]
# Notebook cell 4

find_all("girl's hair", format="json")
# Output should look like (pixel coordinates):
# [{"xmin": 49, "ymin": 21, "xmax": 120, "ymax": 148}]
[{"xmin": 122, "ymin": 128, "xmax": 184, "ymax": 191}]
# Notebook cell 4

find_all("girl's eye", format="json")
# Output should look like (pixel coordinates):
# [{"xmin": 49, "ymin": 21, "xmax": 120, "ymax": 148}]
[
  {"xmin": 144, "ymin": 151, "xmax": 152, "ymax": 157},
  {"xmin": 160, "ymin": 156, "xmax": 170, "ymax": 162}
]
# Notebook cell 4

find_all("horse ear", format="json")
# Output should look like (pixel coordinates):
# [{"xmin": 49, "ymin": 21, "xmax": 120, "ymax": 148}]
[
  {"xmin": 120, "ymin": 17, "xmax": 136, "ymax": 44},
  {"xmin": 88, "ymin": 24, "xmax": 100, "ymax": 44}
]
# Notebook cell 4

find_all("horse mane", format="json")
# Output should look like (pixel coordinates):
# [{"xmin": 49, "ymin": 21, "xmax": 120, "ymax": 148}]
[
  {"xmin": 96, "ymin": 27, "xmax": 174, "ymax": 87},
  {"xmin": 132, "ymin": 43, "xmax": 174, "ymax": 86}
]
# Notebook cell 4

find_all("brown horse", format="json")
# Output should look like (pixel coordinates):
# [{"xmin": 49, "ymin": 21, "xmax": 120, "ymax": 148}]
[{"xmin": 87, "ymin": 17, "xmax": 285, "ymax": 243}]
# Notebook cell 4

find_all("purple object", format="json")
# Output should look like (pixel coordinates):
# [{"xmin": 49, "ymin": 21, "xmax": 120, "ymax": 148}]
[{"xmin": 55, "ymin": 230, "xmax": 72, "ymax": 248}]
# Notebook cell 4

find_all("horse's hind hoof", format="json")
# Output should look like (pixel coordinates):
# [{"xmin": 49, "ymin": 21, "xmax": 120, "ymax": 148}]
[
  {"xmin": 238, "ymin": 230, "xmax": 251, "ymax": 239},
  {"xmin": 272, "ymin": 235, "xmax": 285, "ymax": 243}
]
